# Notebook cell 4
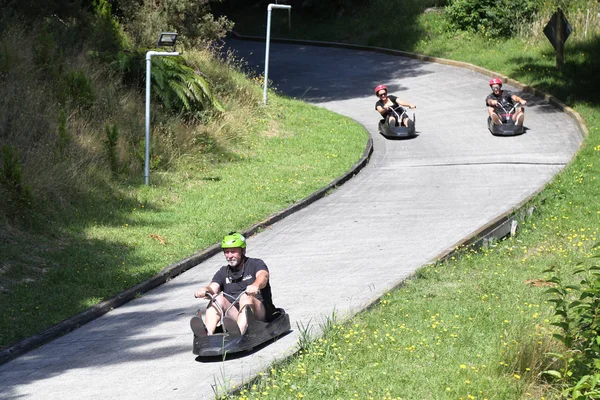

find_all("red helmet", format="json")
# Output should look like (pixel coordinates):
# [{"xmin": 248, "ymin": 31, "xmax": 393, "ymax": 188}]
[
  {"xmin": 374, "ymin": 84, "xmax": 387, "ymax": 96},
  {"xmin": 489, "ymin": 78, "xmax": 502, "ymax": 87}
]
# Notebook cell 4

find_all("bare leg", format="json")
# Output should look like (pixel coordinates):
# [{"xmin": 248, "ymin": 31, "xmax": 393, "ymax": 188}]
[
  {"xmin": 513, "ymin": 111, "xmax": 525, "ymax": 125},
  {"xmin": 204, "ymin": 294, "xmax": 233, "ymax": 334},
  {"xmin": 387, "ymin": 116, "xmax": 397, "ymax": 128},
  {"xmin": 237, "ymin": 294, "xmax": 266, "ymax": 334},
  {"xmin": 488, "ymin": 107, "xmax": 502, "ymax": 125}
]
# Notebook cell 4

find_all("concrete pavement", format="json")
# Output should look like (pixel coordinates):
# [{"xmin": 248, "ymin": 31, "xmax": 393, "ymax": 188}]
[{"xmin": 0, "ymin": 39, "xmax": 583, "ymax": 399}]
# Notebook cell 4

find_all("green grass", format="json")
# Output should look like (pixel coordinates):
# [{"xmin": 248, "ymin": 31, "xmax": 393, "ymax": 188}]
[
  {"xmin": 221, "ymin": 2, "xmax": 600, "ymax": 399},
  {"xmin": 0, "ymin": 94, "xmax": 368, "ymax": 349}
]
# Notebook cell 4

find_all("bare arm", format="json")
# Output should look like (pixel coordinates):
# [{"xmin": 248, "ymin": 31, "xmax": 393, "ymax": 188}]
[
  {"xmin": 511, "ymin": 94, "xmax": 527, "ymax": 105},
  {"xmin": 395, "ymin": 98, "xmax": 416, "ymax": 109},
  {"xmin": 246, "ymin": 270, "xmax": 269, "ymax": 295},
  {"xmin": 194, "ymin": 282, "xmax": 220, "ymax": 298}
]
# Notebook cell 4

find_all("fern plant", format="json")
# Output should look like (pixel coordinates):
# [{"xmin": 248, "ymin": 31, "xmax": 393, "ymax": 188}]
[{"xmin": 150, "ymin": 56, "xmax": 224, "ymax": 118}]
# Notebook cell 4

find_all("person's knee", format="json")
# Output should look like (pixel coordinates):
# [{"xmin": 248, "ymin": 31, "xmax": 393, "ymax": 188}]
[
  {"xmin": 241, "ymin": 298, "xmax": 266, "ymax": 320},
  {"xmin": 213, "ymin": 293, "xmax": 229, "ymax": 306}
]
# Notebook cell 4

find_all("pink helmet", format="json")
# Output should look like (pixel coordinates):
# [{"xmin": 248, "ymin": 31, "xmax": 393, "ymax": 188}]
[
  {"xmin": 374, "ymin": 84, "xmax": 387, "ymax": 96},
  {"xmin": 489, "ymin": 78, "xmax": 503, "ymax": 87}
]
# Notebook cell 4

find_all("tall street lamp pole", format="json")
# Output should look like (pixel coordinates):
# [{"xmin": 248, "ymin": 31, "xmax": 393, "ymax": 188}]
[
  {"xmin": 145, "ymin": 32, "xmax": 179, "ymax": 186},
  {"xmin": 263, "ymin": 3, "xmax": 292, "ymax": 106}
]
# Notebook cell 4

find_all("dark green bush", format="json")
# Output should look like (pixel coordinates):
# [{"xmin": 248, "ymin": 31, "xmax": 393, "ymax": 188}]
[
  {"xmin": 0, "ymin": 41, "xmax": 13, "ymax": 76},
  {"xmin": 543, "ymin": 251, "xmax": 600, "ymax": 399},
  {"xmin": 32, "ymin": 27, "xmax": 64, "ymax": 74},
  {"xmin": 57, "ymin": 69, "xmax": 95, "ymax": 110},
  {"xmin": 0, "ymin": 145, "xmax": 34, "ymax": 214},
  {"xmin": 88, "ymin": 0, "xmax": 128, "ymax": 61},
  {"xmin": 56, "ymin": 108, "xmax": 71, "ymax": 158},
  {"xmin": 104, "ymin": 123, "xmax": 120, "ymax": 177},
  {"xmin": 117, "ymin": 0, "xmax": 233, "ymax": 48},
  {"xmin": 446, "ymin": 0, "xmax": 540, "ymax": 38}
]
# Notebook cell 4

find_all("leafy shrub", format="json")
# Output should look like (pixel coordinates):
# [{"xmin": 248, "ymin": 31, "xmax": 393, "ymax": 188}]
[
  {"xmin": 0, "ymin": 41, "xmax": 13, "ymax": 76},
  {"xmin": 56, "ymin": 108, "xmax": 71, "ymax": 158},
  {"xmin": 194, "ymin": 13, "xmax": 235, "ymax": 43},
  {"xmin": 104, "ymin": 123, "xmax": 120, "ymax": 177},
  {"xmin": 88, "ymin": 0, "xmax": 128, "ymax": 61},
  {"xmin": 117, "ymin": 0, "xmax": 233, "ymax": 48},
  {"xmin": 57, "ymin": 69, "xmax": 95, "ymax": 110},
  {"xmin": 446, "ymin": 0, "xmax": 540, "ymax": 38},
  {"xmin": 32, "ymin": 27, "xmax": 64, "ymax": 74},
  {"xmin": 0, "ymin": 145, "xmax": 34, "ymax": 213},
  {"xmin": 543, "ymin": 249, "xmax": 600, "ymax": 399}
]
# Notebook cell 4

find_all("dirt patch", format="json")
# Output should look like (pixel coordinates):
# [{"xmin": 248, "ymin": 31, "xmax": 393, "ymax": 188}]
[{"xmin": 525, "ymin": 279, "xmax": 555, "ymax": 288}]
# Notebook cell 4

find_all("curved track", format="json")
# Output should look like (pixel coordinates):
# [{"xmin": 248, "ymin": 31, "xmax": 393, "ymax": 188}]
[{"xmin": 0, "ymin": 40, "xmax": 583, "ymax": 400}]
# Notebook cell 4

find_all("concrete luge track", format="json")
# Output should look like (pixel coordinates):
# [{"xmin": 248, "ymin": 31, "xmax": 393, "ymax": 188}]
[{"xmin": 0, "ymin": 40, "xmax": 583, "ymax": 400}]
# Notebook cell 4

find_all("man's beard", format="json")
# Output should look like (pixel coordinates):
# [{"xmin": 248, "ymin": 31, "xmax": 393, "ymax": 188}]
[{"xmin": 227, "ymin": 257, "xmax": 240, "ymax": 268}]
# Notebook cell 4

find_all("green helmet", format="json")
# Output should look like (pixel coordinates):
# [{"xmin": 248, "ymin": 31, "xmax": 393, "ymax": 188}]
[{"xmin": 221, "ymin": 232, "xmax": 246, "ymax": 249}]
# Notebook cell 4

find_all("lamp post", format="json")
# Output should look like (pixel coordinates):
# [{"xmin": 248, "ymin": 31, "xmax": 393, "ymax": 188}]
[
  {"xmin": 263, "ymin": 3, "xmax": 292, "ymax": 105},
  {"xmin": 145, "ymin": 32, "xmax": 179, "ymax": 186}
]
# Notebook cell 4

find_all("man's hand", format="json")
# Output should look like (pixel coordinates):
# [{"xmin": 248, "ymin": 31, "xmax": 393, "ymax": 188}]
[
  {"xmin": 408, "ymin": 104, "xmax": 416, "ymax": 109},
  {"xmin": 245, "ymin": 285, "xmax": 260, "ymax": 296},
  {"xmin": 520, "ymin": 99, "xmax": 527, "ymax": 106},
  {"xmin": 194, "ymin": 287, "xmax": 208, "ymax": 298},
  {"xmin": 490, "ymin": 99, "xmax": 498, "ymax": 106}
]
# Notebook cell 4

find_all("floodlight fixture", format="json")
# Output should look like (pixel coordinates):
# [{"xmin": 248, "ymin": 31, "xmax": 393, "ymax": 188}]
[{"xmin": 157, "ymin": 32, "xmax": 178, "ymax": 48}]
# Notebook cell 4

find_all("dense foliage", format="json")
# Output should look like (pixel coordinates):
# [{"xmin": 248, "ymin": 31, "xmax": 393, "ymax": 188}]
[
  {"xmin": 446, "ymin": 0, "xmax": 540, "ymax": 38},
  {"xmin": 446, "ymin": 0, "xmax": 597, "ymax": 38}
]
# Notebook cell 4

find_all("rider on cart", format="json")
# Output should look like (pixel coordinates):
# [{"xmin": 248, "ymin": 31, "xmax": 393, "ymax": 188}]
[
  {"xmin": 374, "ymin": 85, "xmax": 416, "ymax": 129},
  {"xmin": 191, "ymin": 232, "xmax": 276, "ymax": 336},
  {"xmin": 486, "ymin": 78, "xmax": 527, "ymax": 126}
]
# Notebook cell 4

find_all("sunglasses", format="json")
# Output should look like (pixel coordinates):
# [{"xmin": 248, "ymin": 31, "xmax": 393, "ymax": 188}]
[
  {"xmin": 378, "ymin": 92, "xmax": 387, "ymax": 97},
  {"xmin": 491, "ymin": 85, "xmax": 501, "ymax": 90}
]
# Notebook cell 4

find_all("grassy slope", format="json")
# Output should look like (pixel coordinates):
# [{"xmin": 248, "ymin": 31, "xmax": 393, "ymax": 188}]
[
  {"xmin": 220, "ymin": 3, "xmax": 600, "ymax": 400},
  {"xmin": 0, "ymin": 55, "xmax": 369, "ymax": 348}
]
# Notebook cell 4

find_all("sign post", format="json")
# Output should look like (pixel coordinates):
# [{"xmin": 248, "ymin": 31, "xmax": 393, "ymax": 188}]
[{"xmin": 544, "ymin": 9, "xmax": 572, "ymax": 69}]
